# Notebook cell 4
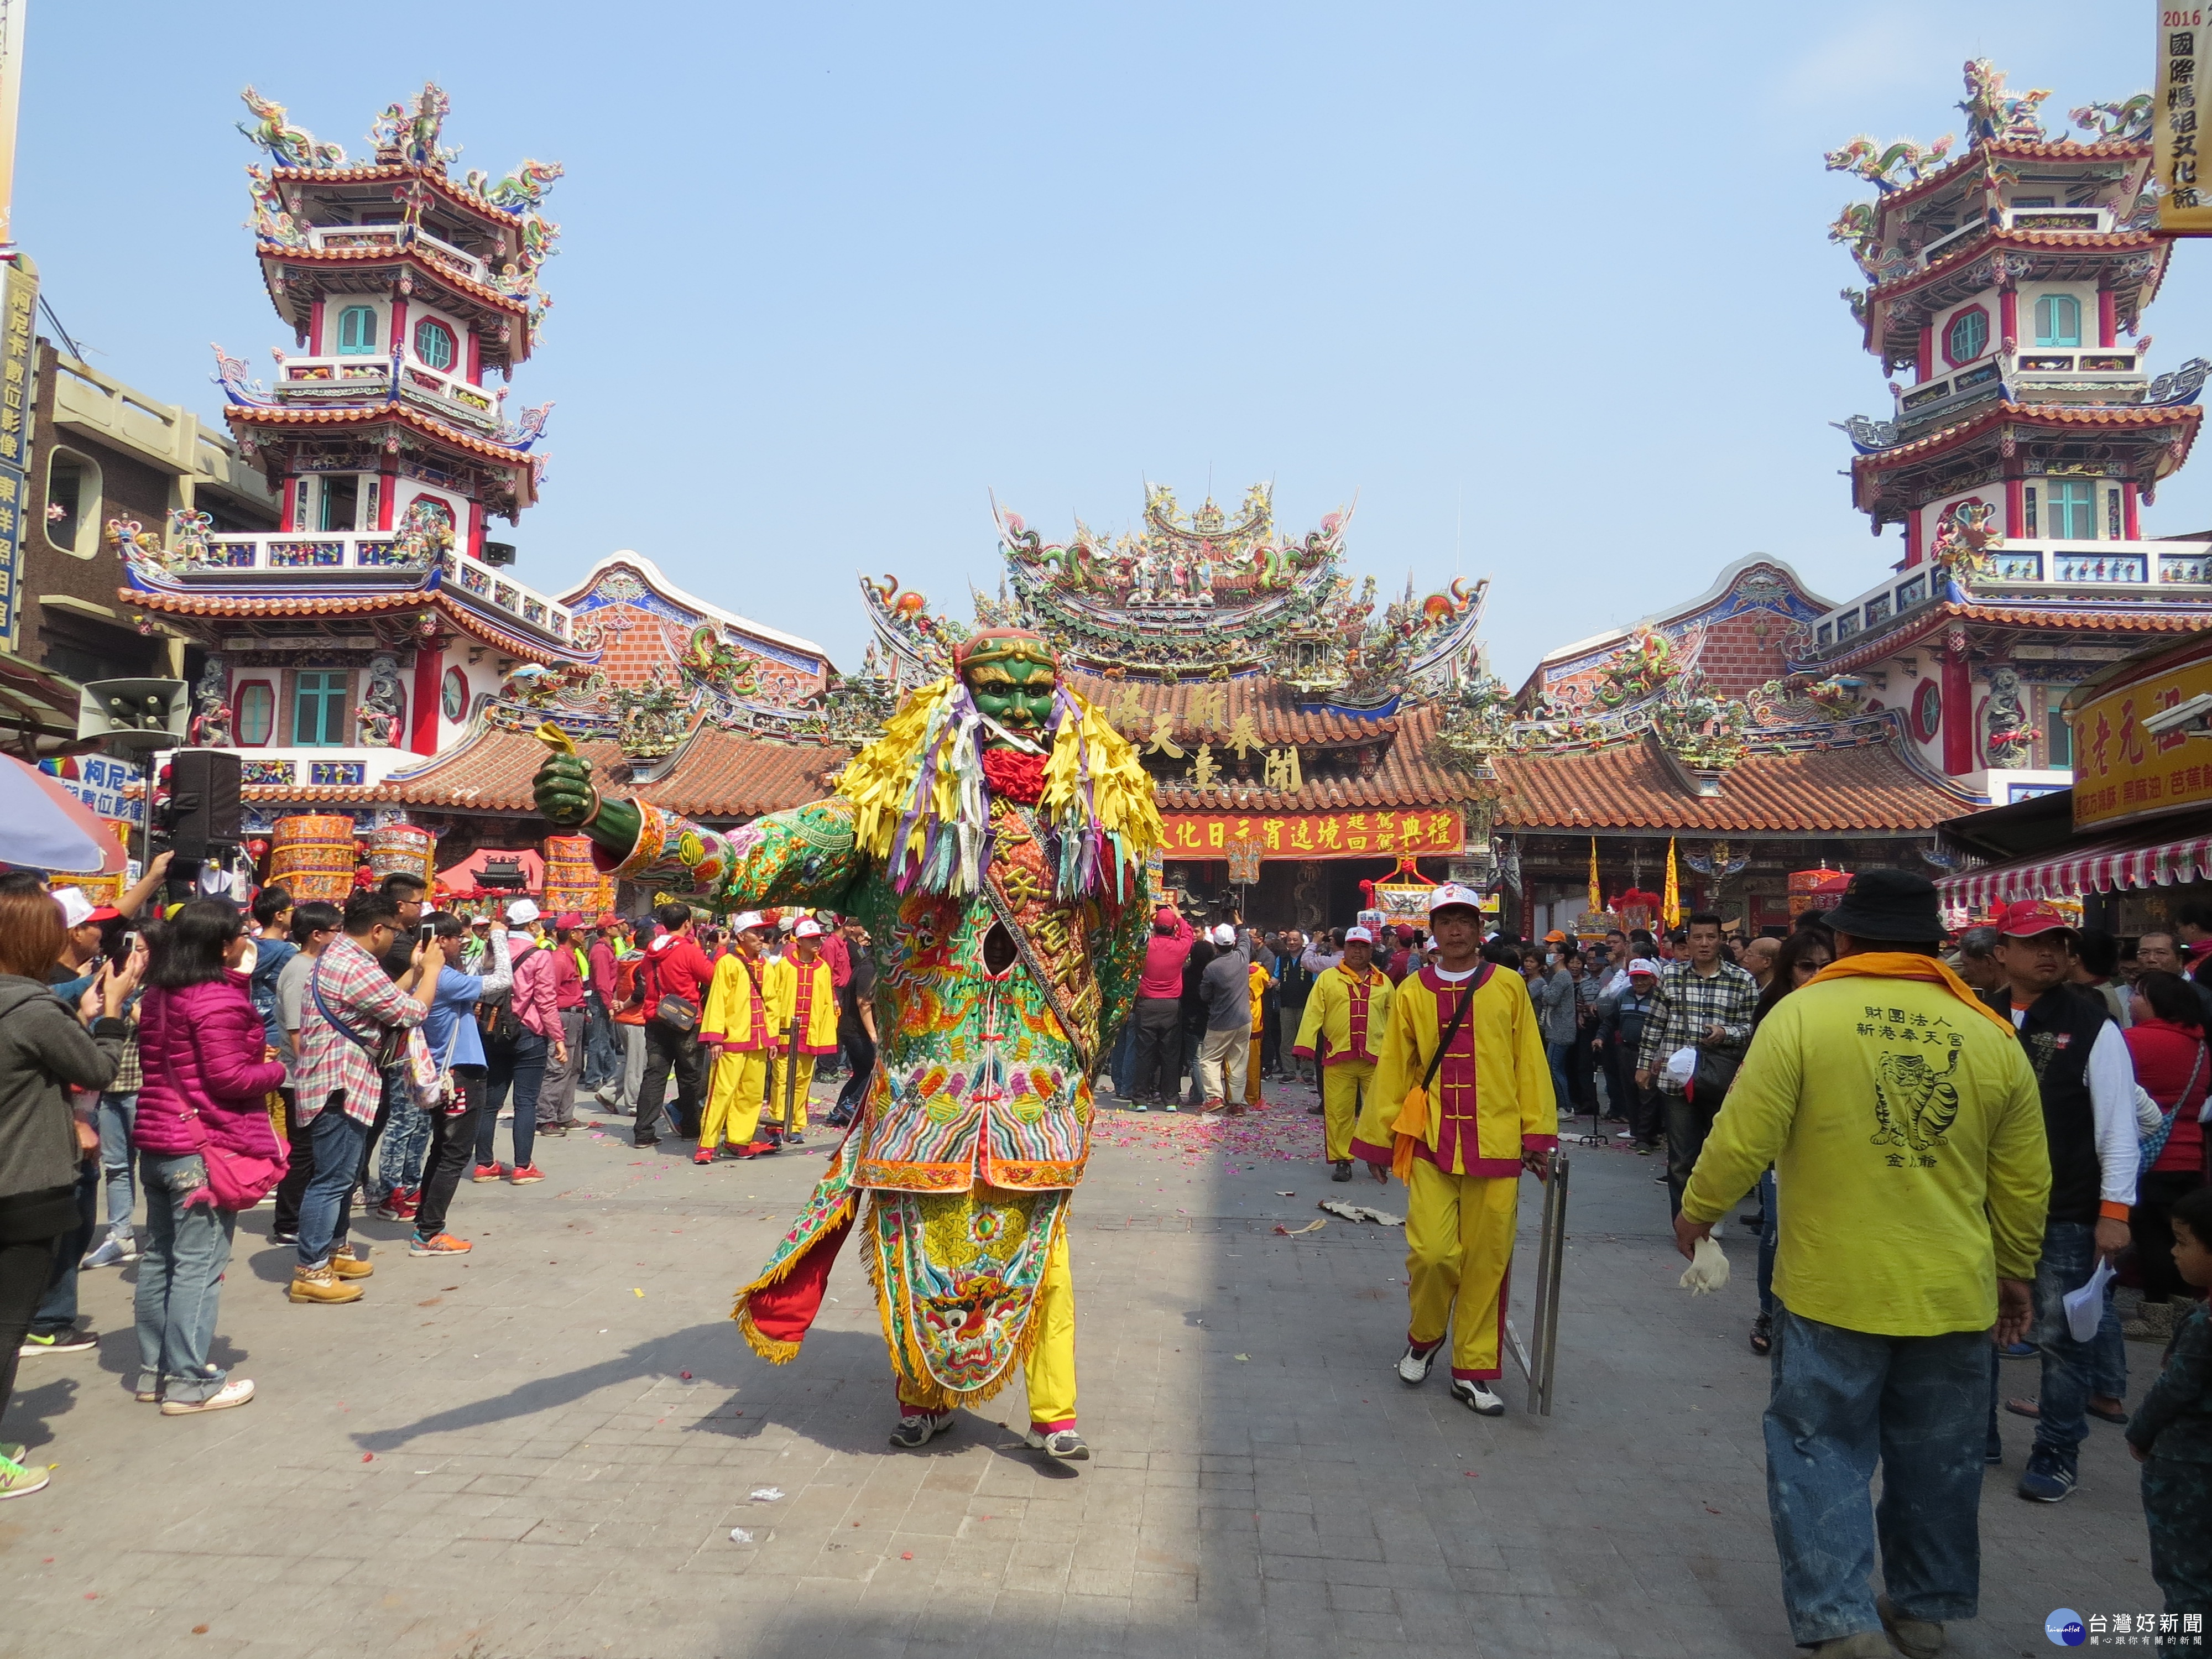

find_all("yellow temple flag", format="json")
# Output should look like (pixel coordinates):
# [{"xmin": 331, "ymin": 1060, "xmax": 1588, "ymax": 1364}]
[
  {"xmin": 1663, "ymin": 836, "xmax": 1681, "ymax": 930},
  {"xmin": 1588, "ymin": 837, "xmax": 1601, "ymax": 917}
]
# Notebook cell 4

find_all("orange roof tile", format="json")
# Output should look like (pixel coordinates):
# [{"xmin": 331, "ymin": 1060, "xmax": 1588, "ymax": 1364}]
[
  {"xmin": 267, "ymin": 724, "xmax": 850, "ymax": 818},
  {"xmin": 1870, "ymin": 226, "xmax": 2162, "ymax": 308},
  {"xmin": 1490, "ymin": 733, "xmax": 1976, "ymax": 834},
  {"xmin": 1853, "ymin": 401, "xmax": 2201, "ymax": 471},
  {"xmin": 124, "ymin": 588, "xmax": 428, "ymax": 619},
  {"xmin": 224, "ymin": 401, "xmax": 533, "ymax": 469},
  {"xmin": 259, "ymin": 242, "xmax": 526, "ymax": 316},
  {"xmin": 1871, "ymin": 138, "xmax": 2150, "ymax": 216}
]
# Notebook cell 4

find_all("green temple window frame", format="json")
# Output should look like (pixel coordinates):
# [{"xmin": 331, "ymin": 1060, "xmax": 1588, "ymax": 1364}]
[
  {"xmin": 293, "ymin": 670, "xmax": 348, "ymax": 748},
  {"xmin": 1944, "ymin": 305, "xmax": 1990, "ymax": 367},
  {"xmin": 2033, "ymin": 294, "xmax": 2081, "ymax": 349},
  {"xmin": 413, "ymin": 317, "xmax": 457, "ymax": 372},
  {"xmin": 2047, "ymin": 479, "xmax": 2096, "ymax": 540},
  {"xmin": 335, "ymin": 305, "xmax": 379, "ymax": 356}
]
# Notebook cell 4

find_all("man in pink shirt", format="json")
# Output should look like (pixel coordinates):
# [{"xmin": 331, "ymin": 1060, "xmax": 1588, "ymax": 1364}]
[
  {"xmin": 538, "ymin": 914, "xmax": 589, "ymax": 1135},
  {"xmin": 582, "ymin": 914, "xmax": 622, "ymax": 1095},
  {"xmin": 1130, "ymin": 906, "xmax": 1195, "ymax": 1109}
]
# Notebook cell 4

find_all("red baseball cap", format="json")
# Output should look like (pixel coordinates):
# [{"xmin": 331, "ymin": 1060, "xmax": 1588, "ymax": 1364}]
[
  {"xmin": 1992, "ymin": 899, "xmax": 2073, "ymax": 938},
  {"xmin": 554, "ymin": 911, "xmax": 585, "ymax": 931}
]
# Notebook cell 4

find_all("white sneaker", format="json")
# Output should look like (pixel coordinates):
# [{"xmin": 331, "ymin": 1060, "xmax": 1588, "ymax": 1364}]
[
  {"xmin": 160, "ymin": 1378, "xmax": 255, "ymax": 1416},
  {"xmin": 1451, "ymin": 1378, "xmax": 1505, "ymax": 1416},
  {"xmin": 1024, "ymin": 1426, "xmax": 1091, "ymax": 1460},
  {"xmin": 1396, "ymin": 1343, "xmax": 1439, "ymax": 1385}
]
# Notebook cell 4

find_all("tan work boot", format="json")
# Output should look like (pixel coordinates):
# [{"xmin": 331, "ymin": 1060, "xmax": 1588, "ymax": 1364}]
[
  {"xmin": 289, "ymin": 1264, "xmax": 365, "ymax": 1304},
  {"xmin": 2124, "ymin": 1299, "xmax": 2176, "ymax": 1343},
  {"xmin": 1878, "ymin": 1594, "xmax": 1944, "ymax": 1658},
  {"xmin": 327, "ymin": 1245, "xmax": 374, "ymax": 1280}
]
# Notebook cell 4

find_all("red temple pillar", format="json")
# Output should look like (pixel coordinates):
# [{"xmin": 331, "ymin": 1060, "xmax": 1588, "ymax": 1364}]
[
  {"xmin": 2100, "ymin": 289, "xmax": 2119, "ymax": 348},
  {"xmin": 410, "ymin": 641, "xmax": 442, "ymax": 755},
  {"xmin": 1917, "ymin": 325, "xmax": 1934, "ymax": 383},
  {"xmin": 1941, "ymin": 634, "xmax": 1975, "ymax": 776}
]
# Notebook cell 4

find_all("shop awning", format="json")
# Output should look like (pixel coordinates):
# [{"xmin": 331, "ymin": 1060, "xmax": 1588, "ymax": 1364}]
[{"xmin": 1937, "ymin": 822, "xmax": 2212, "ymax": 910}]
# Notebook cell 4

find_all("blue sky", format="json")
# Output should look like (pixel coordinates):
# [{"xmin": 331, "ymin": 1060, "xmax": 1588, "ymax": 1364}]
[{"xmin": 19, "ymin": 3, "xmax": 2203, "ymax": 684}]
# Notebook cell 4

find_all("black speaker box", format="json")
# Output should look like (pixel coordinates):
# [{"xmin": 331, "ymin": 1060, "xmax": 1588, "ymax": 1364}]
[{"xmin": 168, "ymin": 749, "xmax": 242, "ymax": 859}]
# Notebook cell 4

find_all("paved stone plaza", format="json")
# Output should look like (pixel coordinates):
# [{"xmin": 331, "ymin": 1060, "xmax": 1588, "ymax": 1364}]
[{"xmin": 1, "ymin": 1079, "xmax": 2162, "ymax": 1659}]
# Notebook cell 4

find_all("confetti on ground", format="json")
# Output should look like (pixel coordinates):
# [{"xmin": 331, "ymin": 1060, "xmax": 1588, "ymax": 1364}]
[
  {"xmin": 729, "ymin": 1527, "xmax": 755, "ymax": 1543},
  {"xmin": 1234, "ymin": 1353, "xmax": 1250, "ymax": 1361},
  {"xmin": 1272, "ymin": 1219, "xmax": 1327, "ymax": 1237},
  {"xmin": 749, "ymin": 1487, "xmax": 784, "ymax": 1503}
]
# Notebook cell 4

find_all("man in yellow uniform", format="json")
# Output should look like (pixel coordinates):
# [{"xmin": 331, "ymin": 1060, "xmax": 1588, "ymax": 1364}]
[
  {"xmin": 1354, "ymin": 885, "xmax": 1555, "ymax": 1414},
  {"xmin": 763, "ymin": 915, "xmax": 839, "ymax": 1144},
  {"xmin": 1295, "ymin": 925, "xmax": 1394, "ymax": 1182},
  {"xmin": 698, "ymin": 912, "xmax": 775, "ymax": 1163},
  {"xmin": 1674, "ymin": 868, "xmax": 2046, "ymax": 1659},
  {"xmin": 1245, "ymin": 949, "xmax": 1274, "ymax": 1111}
]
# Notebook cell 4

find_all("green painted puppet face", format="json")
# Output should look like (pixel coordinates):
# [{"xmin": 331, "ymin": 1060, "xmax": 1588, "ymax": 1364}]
[{"xmin": 963, "ymin": 650, "xmax": 1056, "ymax": 743}]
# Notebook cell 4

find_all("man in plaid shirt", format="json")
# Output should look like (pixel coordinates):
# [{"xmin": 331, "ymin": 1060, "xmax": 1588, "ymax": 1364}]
[
  {"xmin": 1634, "ymin": 911, "xmax": 1759, "ymax": 1223},
  {"xmin": 290, "ymin": 891, "xmax": 435, "ymax": 1302}
]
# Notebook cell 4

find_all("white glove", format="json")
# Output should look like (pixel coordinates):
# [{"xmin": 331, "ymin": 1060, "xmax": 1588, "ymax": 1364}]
[{"xmin": 1678, "ymin": 1234, "xmax": 1730, "ymax": 1296}]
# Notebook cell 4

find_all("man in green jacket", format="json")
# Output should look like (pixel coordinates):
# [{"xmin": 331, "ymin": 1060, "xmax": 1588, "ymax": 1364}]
[{"xmin": 1674, "ymin": 869, "xmax": 2048, "ymax": 1659}]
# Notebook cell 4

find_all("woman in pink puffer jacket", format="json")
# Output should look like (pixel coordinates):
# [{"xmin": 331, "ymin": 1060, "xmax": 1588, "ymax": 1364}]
[{"xmin": 131, "ymin": 901, "xmax": 285, "ymax": 1414}]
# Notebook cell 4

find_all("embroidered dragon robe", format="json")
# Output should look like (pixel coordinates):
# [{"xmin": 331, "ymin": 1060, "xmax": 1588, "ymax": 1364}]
[{"xmin": 598, "ymin": 785, "xmax": 1151, "ymax": 1410}]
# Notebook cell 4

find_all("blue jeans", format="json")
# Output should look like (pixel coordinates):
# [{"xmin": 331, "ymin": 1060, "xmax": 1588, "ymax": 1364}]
[
  {"xmin": 2032, "ymin": 1219, "xmax": 2125, "ymax": 1460},
  {"xmin": 1109, "ymin": 1021, "xmax": 1135, "ymax": 1100},
  {"xmin": 1765, "ymin": 1308, "xmax": 1989, "ymax": 1646},
  {"xmin": 1756, "ymin": 1169, "xmax": 1780, "ymax": 1321},
  {"xmin": 1545, "ymin": 1040, "xmax": 1575, "ymax": 1114},
  {"xmin": 582, "ymin": 993, "xmax": 619, "ymax": 1089},
  {"xmin": 97, "ymin": 1092, "xmax": 137, "ymax": 1234},
  {"xmin": 29, "ymin": 1156, "xmax": 98, "ymax": 1334},
  {"xmin": 133, "ymin": 1152, "xmax": 236, "ymax": 1403},
  {"xmin": 479, "ymin": 1032, "xmax": 546, "ymax": 1168},
  {"xmin": 372, "ymin": 1098, "xmax": 432, "ymax": 1200},
  {"xmin": 296, "ymin": 1109, "xmax": 369, "ymax": 1269}
]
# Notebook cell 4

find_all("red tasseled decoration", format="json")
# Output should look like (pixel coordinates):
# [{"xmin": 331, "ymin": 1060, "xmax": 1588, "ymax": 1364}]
[{"xmin": 981, "ymin": 747, "xmax": 1047, "ymax": 804}]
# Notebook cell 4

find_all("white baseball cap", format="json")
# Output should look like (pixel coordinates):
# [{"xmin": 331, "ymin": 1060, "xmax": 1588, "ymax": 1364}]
[
  {"xmin": 1628, "ymin": 957, "xmax": 1661, "ymax": 977},
  {"xmin": 505, "ymin": 898, "xmax": 541, "ymax": 925},
  {"xmin": 54, "ymin": 886, "xmax": 93, "ymax": 929},
  {"xmin": 1427, "ymin": 883, "xmax": 1484, "ymax": 916},
  {"xmin": 1343, "ymin": 926, "xmax": 1375, "ymax": 945},
  {"xmin": 732, "ymin": 911, "xmax": 766, "ymax": 933},
  {"xmin": 793, "ymin": 917, "xmax": 825, "ymax": 938},
  {"xmin": 1209, "ymin": 924, "xmax": 1238, "ymax": 946}
]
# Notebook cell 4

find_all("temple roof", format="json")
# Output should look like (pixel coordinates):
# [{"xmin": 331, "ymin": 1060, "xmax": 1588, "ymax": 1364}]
[
  {"xmin": 1491, "ymin": 732, "xmax": 1978, "ymax": 836},
  {"xmin": 242, "ymin": 722, "xmax": 848, "ymax": 820},
  {"xmin": 1064, "ymin": 671, "xmax": 1400, "ymax": 746},
  {"xmin": 1151, "ymin": 701, "xmax": 1477, "ymax": 812}
]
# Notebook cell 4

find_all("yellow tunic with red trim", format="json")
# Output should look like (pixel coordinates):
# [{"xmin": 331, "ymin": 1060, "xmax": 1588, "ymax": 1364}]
[
  {"xmin": 1292, "ymin": 964, "xmax": 1392, "ymax": 1066},
  {"xmin": 762, "ymin": 954, "xmax": 839, "ymax": 1056},
  {"xmin": 702, "ymin": 953, "xmax": 771, "ymax": 1050},
  {"xmin": 1352, "ymin": 964, "xmax": 1557, "ymax": 1176}
]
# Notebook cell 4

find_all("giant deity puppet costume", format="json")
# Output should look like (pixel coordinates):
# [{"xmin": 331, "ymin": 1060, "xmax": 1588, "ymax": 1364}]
[{"xmin": 531, "ymin": 627, "xmax": 1160, "ymax": 1458}]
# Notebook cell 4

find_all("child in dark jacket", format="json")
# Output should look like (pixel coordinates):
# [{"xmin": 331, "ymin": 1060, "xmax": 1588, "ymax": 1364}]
[{"xmin": 2127, "ymin": 1183, "xmax": 2212, "ymax": 1658}]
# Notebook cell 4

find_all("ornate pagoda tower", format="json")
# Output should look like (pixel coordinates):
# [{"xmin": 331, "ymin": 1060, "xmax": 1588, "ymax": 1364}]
[
  {"xmin": 220, "ymin": 83, "xmax": 558, "ymax": 562},
  {"xmin": 1813, "ymin": 60, "xmax": 2212, "ymax": 795},
  {"xmin": 113, "ymin": 85, "xmax": 587, "ymax": 811}
]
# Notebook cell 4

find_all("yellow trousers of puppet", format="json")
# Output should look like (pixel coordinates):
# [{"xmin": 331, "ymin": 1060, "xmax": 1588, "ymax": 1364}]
[
  {"xmin": 898, "ymin": 1220, "xmax": 1079, "ymax": 1429},
  {"xmin": 764, "ymin": 1054, "xmax": 813, "ymax": 1134},
  {"xmin": 1404, "ymin": 1158, "xmax": 1520, "ymax": 1380},
  {"xmin": 1246, "ymin": 1036, "xmax": 1264, "ymax": 1108},
  {"xmin": 1321, "ymin": 1060, "xmax": 1374, "ymax": 1164},
  {"xmin": 701, "ymin": 1050, "xmax": 768, "ymax": 1150}
]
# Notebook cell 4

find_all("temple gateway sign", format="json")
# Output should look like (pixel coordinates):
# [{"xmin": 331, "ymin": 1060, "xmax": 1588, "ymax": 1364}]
[{"xmin": 1159, "ymin": 808, "xmax": 1464, "ymax": 861}]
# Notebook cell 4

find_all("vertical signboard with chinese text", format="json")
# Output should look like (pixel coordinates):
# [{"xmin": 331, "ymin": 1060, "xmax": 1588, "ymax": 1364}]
[
  {"xmin": 0, "ymin": 253, "xmax": 34, "ymax": 648},
  {"xmin": 2157, "ymin": 7, "xmax": 2212, "ymax": 232}
]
